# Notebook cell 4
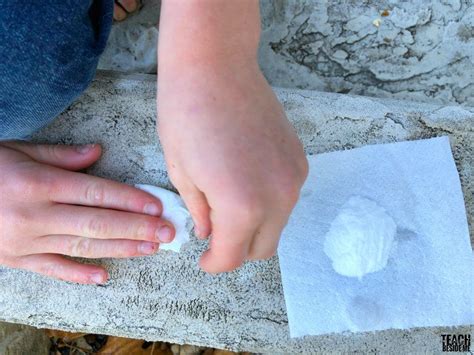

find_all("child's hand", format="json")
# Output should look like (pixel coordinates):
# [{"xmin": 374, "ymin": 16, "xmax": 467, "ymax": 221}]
[
  {"xmin": 0, "ymin": 142, "xmax": 175, "ymax": 284},
  {"xmin": 158, "ymin": 64, "xmax": 308, "ymax": 273}
]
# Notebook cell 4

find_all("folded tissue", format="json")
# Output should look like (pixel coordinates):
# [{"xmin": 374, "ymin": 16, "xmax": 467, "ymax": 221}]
[
  {"xmin": 136, "ymin": 184, "xmax": 193, "ymax": 252},
  {"xmin": 278, "ymin": 137, "xmax": 473, "ymax": 337}
]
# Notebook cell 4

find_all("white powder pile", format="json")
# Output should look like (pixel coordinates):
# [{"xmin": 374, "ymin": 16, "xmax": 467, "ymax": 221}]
[{"xmin": 323, "ymin": 196, "xmax": 396, "ymax": 279}]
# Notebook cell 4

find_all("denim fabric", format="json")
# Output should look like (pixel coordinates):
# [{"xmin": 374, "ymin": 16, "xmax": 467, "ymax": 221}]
[{"xmin": 0, "ymin": 1, "xmax": 113, "ymax": 140}]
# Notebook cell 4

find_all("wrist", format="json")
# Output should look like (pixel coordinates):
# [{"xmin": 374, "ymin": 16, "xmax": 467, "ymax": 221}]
[
  {"xmin": 158, "ymin": 0, "xmax": 261, "ymax": 73},
  {"xmin": 159, "ymin": 51, "xmax": 260, "ymax": 83}
]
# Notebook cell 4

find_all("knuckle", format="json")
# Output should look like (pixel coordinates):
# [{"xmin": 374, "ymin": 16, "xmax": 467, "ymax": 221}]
[
  {"xmin": 84, "ymin": 182, "xmax": 105, "ymax": 205},
  {"xmin": 83, "ymin": 217, "xmax": 108, "ymax": 237},
  {"xmin": 5, "ymin": 167, "xmax": 39, "ymax": 198},
  {"xmin": 134, "ymin": 221, "xmax": 153, "ymax": 240},
  {"xmin": 70, "ymin": 237, "xmax": 92, "ymax": 257},
  {"xmin": 6, "ymin": 208, "xmax": 33, "ymax": 236},
  {"xmin": 45, "ymin": 144, "xmax": 63, "ymax": 161},
  {"xmin": 20, "ymin": 168, "xmax": 55, "ymax": 199},
  {"xmin": 122, "ymin": 242, "xmax": 141, "ymax": 257},
  {"xmin": 10, "ymin": 207, "xmax": 33, "ymax": 232},
  {"xmin": 231, "ymin": 196, "xmax": 265, "ymax": 224},
  {"xmin": 134, "ymin": 219, "xmax": 155, "ymax": 240},
  {"xmin": 1, "ymin": 208, "xmax": 35, "ymax": 251}
]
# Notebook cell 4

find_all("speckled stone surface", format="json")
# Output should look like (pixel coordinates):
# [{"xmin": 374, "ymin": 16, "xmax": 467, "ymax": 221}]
[
  {"xmin": 98, "ymin": 0, "xmax": 474, "ymax": 106},
  {"xmin": 0, "ymin": 72, "xmax": 472, "ymax": 353}
]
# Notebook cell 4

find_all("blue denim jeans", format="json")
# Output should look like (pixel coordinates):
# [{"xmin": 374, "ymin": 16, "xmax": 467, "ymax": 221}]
[{"xmin": 0, "ymin": 1, "xmax": 113, "ymax": 140}]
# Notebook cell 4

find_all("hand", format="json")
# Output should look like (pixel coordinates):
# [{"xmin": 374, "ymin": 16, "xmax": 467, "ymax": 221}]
[
  {"xmin": 0, "ymin": 142, "xmax": 175, "ymax": 284},
  {"xmin": 157, "ymin": 64, "xmax": 308, "ymax": 273}
]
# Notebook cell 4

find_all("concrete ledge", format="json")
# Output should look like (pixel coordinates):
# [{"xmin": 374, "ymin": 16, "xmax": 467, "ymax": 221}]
[{"xmin": 0, "ymin": 71, "xmax": 472, "ymax": 353}]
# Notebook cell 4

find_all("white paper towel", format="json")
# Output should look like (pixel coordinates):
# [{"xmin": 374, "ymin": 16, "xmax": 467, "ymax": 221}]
[
  {"xmin": 278, "ymin": 137, "xmax": 473, "ymax": 337},
  {"xmin": 136, "ymin": 184, "xmax": 193, "ymax": 252}
]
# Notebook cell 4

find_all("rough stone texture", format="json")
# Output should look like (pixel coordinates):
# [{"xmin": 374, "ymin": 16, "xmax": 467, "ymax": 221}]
[
  {"xmin": 259, "ymin": 0, "xmax": 474, "ymax": 106},
  {"xmin": 0, "ymin": 72, "xmax": 472, "ymax": 353},
  {"xmin": 98, "ymin": 0, "xmax": 474, "ymax": 106},
  {"xmin": 98, "ymin": 1, "xmax": 160, "ymax": 73},
  {"xmin": 0, "ymin": 322, "xmax": 50, "ymax": 355}
]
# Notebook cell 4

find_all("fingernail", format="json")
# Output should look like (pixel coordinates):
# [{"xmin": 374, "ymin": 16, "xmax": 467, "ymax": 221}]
[
  {"xmin": 139, "ymin": 242, "xmax": 157, "ymax": 255},
  {"xmin": 143, "ymin": 202, "xmax": 161, "ymax": 216},
  {"xmin": 90, "ymin": 272, "xmax": 105, "ymax": 284},
  {"xmin": 76, "ymin": 144, "xmax": 95, "ymax": 154},
  {"xmin": 156, "ymin": 225, "xmax": 173, "ymax": 243}
]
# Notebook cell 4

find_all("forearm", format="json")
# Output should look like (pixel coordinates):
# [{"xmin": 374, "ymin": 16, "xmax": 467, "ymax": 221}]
[{"xmin": 158, "ymin": 0, "xmax": 261, "ymax": 71}]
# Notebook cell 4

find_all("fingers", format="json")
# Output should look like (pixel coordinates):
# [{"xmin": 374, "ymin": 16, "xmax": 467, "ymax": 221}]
[
  {"xmin": 114, "ymin": 0, "xmax": 139, "ymax": 21},
  {"xmin": 42, "ymin": 204, "xmax": 175, "ymax": 243},
  {"xmin": 199, "ymin": 235, "xmax": 251, "ymax": 273},
  {"xmin": 14, "ymin": 254, "xmax": 108, "ymax": 285},
  {"xmin": 175, "ymin": 182, "xmax": 212, "ymax": 239},
  {"xmin": 113, "ymin": 3, "xmax": 127, "ymax": 21},
  {"xmin": 117, "ymin": 0, "xmax": 139, "ymax": 13},
  {"xmin": 199, "ymin": 208, "xmax": 257, "ymax": 273},
  {"xmin": 245, "ymin": 198, "xmax": 297, "ymax": 261},
  {"xmin": 32, "ymin": 235, "xmax": 159, "ymax": 259},
  {"xmin": 197, "ymin": 194, "xmax": 293, "ymax": 271},
  {"xmin": 45, "ymin": 167, "xmax": 164, "ymax": 216},
  {"xmin": 0, "ymin": 141, "xmax": 102, "ymax": 171},
  {"xmin": 246, "ymin": 218, "xmax": 287, "ymax": 261}
]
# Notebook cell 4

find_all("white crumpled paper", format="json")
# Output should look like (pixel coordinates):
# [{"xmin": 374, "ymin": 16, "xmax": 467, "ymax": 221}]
[{"xmin": 136, "ymin": 184, "xmax": 193, "ymax": 252}]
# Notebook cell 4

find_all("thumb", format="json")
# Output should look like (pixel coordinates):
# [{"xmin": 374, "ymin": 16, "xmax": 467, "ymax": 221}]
[{"xmin": 0, "ymin": 141, "xmax": 102, "ymax": 171}]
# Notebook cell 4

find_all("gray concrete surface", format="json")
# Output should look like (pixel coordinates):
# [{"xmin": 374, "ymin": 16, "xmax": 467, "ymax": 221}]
[
  {"xmin": 0, "ymin": 322, "xmax": 49, "ymax": 355},
  {"xmin": 98, "ymin": 0, "xmax": 474, "ymax": 106},
  {"xmin": 0, "ymin": 71, "xmax": 472, "ymax": 353}
]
